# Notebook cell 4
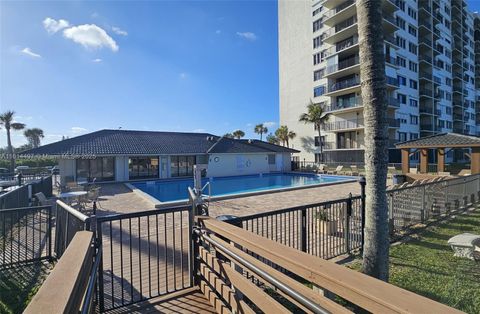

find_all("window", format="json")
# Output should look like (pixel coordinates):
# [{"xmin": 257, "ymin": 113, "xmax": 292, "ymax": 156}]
[
  {"xmin": 314, "ymin": 136, "xmax": 325, "ymax": 147},
  {"xmin": 410, "ymin": 133, "xmax": 419, "ymax": 140},
  {"xmin": 397, "ymin": 56, "xmax": 406, "ymax": 67},
  {"xmin": 313, "ymin": 52, "xmax": 322, "ymax": 65},
  {"xmin": 446, "ymin": 121, "xmax": 453, "ymax": 129},
  {"xmin": 396, "ymin": 17, "xmax": 406, "ymax": 30},
  {"xmin": 313, "ymin": 7, "xmax": 322, "ymax": 16},
  {"xmin": 76, "ymin": 157, "xmax": 115, "ymax": 182},
  {"xmin": 396, "ymin": 36, "xmax": 406, "ymax": 49},
  {"xmin": 314, "ymin": 85, "xmax": 325, "ymax": 97},
  {"xmin": 409, "ymin": 61, "xmax": 417, "ymax": 72},
  {"xmin": 313, "ymin": 36, "xmax": 322, "ymax": 49},
  {"xmin": 313, "ymin": 18, "xmax": 322, "ymax": 32},
  {"xmin": 410, "ymin": 115, "xmax": 418, "ymax": 125},
  {"xmin": 336, "ymin": 132, "xmax": 357, "ymax": 149},
  {"xmin": 409, "ymin": 98, "xmax": 418, "ymax": 107},
  {"xmin": 409, "ymin": 79, "xmax": 418, "ymax": 89},
  {"xmin": 398, "ymin": 132, "xmax": 407, "ymax": 141},
  {"xmin": 407, "ymin": 6, "xmax": 416, "ymax": 19},
  {"xmin": 397, "ymin": 93, "xmax": 407, "ymax": 104},
  {"xmin": 408, "ymin": 42, "xmax": 417, "ymax": 54},
  {"xmin": 397, "ymin": 75, "xmax": 407, "ymax": 86},
  {"xmin": 171, "ymin": 156, "xmax": 196, "ymax": 177},
  {"xmin": 129, "ymin": 157, "xmax": 159, "ymax": 179},
  {"xmin": 446, "ymin": 78, "xmax": 452, "ymax": 86},
  {"xmin": 446, "ymin": 107, "xmax": 452, "ymax": 115},
  {"xmin": 314, "ymin": 69, "xmax": 324, "ymax": 81},
  {"xmin": 438, "ymin": 120, "xmax": 445, "ymax": 128},
  {"xmin": 268, "ymin": 154, "xmax": 276, "ymax": 164},
  {"xmin": 408, "ymin": 24, "xmax": 417, "ymax": 36},
  {"xmin": 396, "ymin": 0, "xmax": 405, "ymax": 11}
]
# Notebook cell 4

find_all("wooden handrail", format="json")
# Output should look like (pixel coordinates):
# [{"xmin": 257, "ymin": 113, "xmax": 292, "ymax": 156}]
[
  {"xmin": 201, "ymin": 218, "xmax": 463, "ymax": 314},
  {"xmin": 24, "ymin": 231, "xmax": 94, "ymax": 314}
]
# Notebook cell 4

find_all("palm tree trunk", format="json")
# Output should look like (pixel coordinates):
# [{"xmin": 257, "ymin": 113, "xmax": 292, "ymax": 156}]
[
  {"xmin": 318, "ymin": 127, "xmax": 323, "ymax": 160},
  {"xmin": 357, "ymin": 0, "xmax": 389, "ymax": 281},
  {"xmin": 6, "ymin": 128, "xmax": 14, "ymax": 171}
]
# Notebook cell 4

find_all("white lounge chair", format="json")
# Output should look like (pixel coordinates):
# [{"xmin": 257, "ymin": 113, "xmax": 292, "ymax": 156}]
[{"xmin": 327, "ymin": 165, "xmax": 343, "ymax": 175}]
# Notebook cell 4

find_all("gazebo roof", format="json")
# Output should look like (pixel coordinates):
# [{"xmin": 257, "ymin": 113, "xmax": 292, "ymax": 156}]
[{"xmin": 396, "ymin": 133, "xmax": 480, "ymax": 149}]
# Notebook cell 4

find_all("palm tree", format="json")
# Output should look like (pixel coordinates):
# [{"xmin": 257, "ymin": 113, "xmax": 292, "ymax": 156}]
[
  {"xmin": 223, "ymin": 133, "xmax": 234, "ymax": 138},
  {"xmin": 266, "ymin": 133, "xmax": 279, "ymax": 145},
  {"xmin": 232, "ymin": 130, "xmax": 245, "ymax": 139},
  {"xmin": 254, "ymin": 124, "xmax": 268, "ymax": 141},
  {"xmin": 0, "ymin": 111, "xmax": 26, "ymax": 171},
  {"xmin": 275, "ymin": 126, "xmax": 288, "ymax": 146},
  {"xmin": 299, "ymin": 101, "xmax": 330, "ymax": 160},
  {"xmin": 287, "ymin": 130, "xmax": 296, "ymax": 148},
  {"xmin": 24, "ymin": 128, "xmax": 44, "ymax": 148},
  {"xmin": 357, "ymin": 0, "xmax": 389, "ymax": 282}
]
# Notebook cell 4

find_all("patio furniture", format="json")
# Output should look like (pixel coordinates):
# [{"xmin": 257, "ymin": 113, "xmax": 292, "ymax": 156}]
[
  {"xmin": 327, "ymin": 165, "xmax": 343, "ymax": 175},
  {"xmin": 346, "ymin": 165, "xmax": 358, "ymax": 176},
  {"xmin": 87, "ymin": 187, "xmax": 101, "ymax": 209},
  {"xmin": 387, "ymin": 166, "xmax": 398, "ymax": 179},
  {"xmin": 317, "ymin": 164, "xmax": 327, "ymax": 174},
  {"xmin": 59, "ymin": 191, "xmax": 88, "ymax": 208},
  {"xmin": 438, "ymin": 171, "xmax": 450, "ymax": 176},
  {"xmin": 409, "ymin": 167, "xmax": 418, "ymax": 174}
]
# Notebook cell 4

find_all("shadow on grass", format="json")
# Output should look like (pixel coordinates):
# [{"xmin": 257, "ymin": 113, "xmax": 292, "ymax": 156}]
[{"xmin": 0, "ymin": 260, "xmax": 53, "ymax": 314}]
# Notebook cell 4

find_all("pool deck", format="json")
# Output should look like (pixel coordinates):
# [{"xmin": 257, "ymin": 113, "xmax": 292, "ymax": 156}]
[{"xmin": 93, "ymin": 181, "xmax": 361, "ymax": 217}]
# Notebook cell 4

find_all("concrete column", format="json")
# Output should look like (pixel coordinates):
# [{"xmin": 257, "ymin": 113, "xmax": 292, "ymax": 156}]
[
  {"xmin": 437, "ymin": 148, "xmax": 445, "ymax": 173},
  {"xmin": 401, "ymin": 148, "xmax": 410, "ymax": 174},
  {"xmin": 471, "ymin": 147, "xmax": 480, "ymax": 174},
  {"xmin": 420, "ymin": 149, "xmax": 428, "ymax": 174}
]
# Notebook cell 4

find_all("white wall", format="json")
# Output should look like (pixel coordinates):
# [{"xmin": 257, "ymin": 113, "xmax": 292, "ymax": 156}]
[
  {"xmin": 58, "ymin": 159, "xmax": 75, "ymax": 184},
  {"xmin": 207, "ymin": 154, "xmax": 270, "ymax": 177},
  {"xmin": 115, "ymin": 156, "xmax": 129, "ymax": 181}
]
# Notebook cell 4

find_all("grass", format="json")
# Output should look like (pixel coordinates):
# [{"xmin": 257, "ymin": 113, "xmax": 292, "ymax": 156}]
[
  {"xmin": 349, "ymin": 207, "xmax": 480, "ymax": 314},
  {"xmin": 0, "ymin": 261, "xmax": 52, "ymax": 314}
]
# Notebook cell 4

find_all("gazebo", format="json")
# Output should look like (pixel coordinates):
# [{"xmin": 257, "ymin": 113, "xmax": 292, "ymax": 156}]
[{"xmin": 395, "ymin": 133, "xmax": 480, "ymax": 175}]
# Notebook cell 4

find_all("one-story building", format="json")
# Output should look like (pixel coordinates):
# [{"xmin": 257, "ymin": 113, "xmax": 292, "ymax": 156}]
[{"xmin": 22, "ymin": 129, "xmax": 298, "ymax": 183}]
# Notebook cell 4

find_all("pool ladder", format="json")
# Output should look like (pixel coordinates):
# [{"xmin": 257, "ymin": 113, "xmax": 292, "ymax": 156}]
[{"xmin": 201, "ymin": 181, "xmax": 212, "ymax": 203}]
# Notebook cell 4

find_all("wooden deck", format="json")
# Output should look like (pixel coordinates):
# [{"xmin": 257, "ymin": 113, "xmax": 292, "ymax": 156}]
[{"xmin": 106, "ymin": 287, "xmax": 216, "ymax": 313}]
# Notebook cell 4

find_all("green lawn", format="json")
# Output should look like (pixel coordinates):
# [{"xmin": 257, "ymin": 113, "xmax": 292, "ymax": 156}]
[
  {"xmin": 351, "ymin": 208, "xmax": 480, "ymax": 314},
  {"xmin": 0, "ymin": 261, "xmax": 52, "ymax": 314}
]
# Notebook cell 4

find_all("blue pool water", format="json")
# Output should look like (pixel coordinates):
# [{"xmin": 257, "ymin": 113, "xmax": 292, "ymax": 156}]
[{"xmin": 131, "ymin": 173, "xmax": 354, "ymax": 203}]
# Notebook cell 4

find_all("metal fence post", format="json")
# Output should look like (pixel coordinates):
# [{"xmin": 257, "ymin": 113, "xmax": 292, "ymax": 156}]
[
  {"xmin": 300, "ymin": 207, "xmax": 307, "ymax": 253},
  {"xmin": 358, "ymin": 176, "xmax": 366, "ymax": 251},
  {"xmin": 96, "ymin": 219, "xmax": 105, "ymax": 313},
  {"xmin": 48, "ymin": 206, "xmax": 52, "ymax": 260},
  {"xmin": 389, "ymin": 193, "xmax": 394, "ymax": 236},
  {"xmin": 345, "ymin": 194, "xmax": 352, "ymax": 253}
]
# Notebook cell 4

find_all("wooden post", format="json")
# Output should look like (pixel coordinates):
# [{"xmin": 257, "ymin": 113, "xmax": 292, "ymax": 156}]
[
  {"xmin": 420, "ymin": 149, "xmax": 428, "ymax": 174},
  {"xmin": 437, "ymin": 148, "xmax": 445, "ymax": 173},
  {"xmin": 471, "ymin": 147, "xmax": 480, "ymax": 174},
  {"xmin": 401, "ymin": 148, "xmax": 410, "ymax": 174}
]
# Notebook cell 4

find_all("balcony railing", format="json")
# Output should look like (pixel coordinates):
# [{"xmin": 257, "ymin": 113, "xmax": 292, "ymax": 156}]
[
  {"xmin": 324, "ymin": 16, "xmax": 358, "ymax": 39},
  {"xmin": 324, "ymin": 36, "xmax": 359, "ymax": 57},
  {"xmin": 386, "ymin": 76, "xmax": 399, "ymax": 87},
  {"xmin": 323, "ymin": 118, "xmax": 399, "ymax": 131},
  {"xmin": 327, "ymin": 76, "xmax": 361, "ymax": 92},
  {"xmin": 323, "ymin": 0, "xmax": 355, "ymax": 19},
  {"xmin": 325, "ymin": 55, "xmax": 360, "ymax": 74},
  {"xmin": 324, "ymin": 96, "xmax": 399, "ymax": 112}
]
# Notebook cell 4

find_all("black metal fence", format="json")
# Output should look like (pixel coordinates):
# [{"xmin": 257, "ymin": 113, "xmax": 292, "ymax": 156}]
[
  {"xmin": 95, "ymin": 206, "xmax": 193, "ymax": 312},
  {"xmin": 0, "ymin": 205, "xmax": 53, "ymax": 267},
  {"xmin": 0, "ymin": 175, "xmax": 53, "ymax": 209},
  {"xmin": 227, "ymin": 195, "xmax": 364, "ymax": 260},
  {"xmin": 55, "ymin": 200, "xmax": 92, "ymax": 258}
]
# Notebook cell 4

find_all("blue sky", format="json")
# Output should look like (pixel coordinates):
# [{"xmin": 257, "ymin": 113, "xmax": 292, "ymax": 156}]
[
  {"xmin": 2, "ymin": 1, "xmax": 480, "ymax": 147},
  {"xmin": 0, "ymin": 0, "xmax": 279, "ymax": 146}
]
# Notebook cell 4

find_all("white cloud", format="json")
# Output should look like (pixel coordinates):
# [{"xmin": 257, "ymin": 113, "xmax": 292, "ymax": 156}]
[
  {"xmin": 71, "ymin": 127, "xmax": 88, "ymax": 133},
  {"xmin": 43, "ymin": 17, "xmax": 70, "ymax": 34},
  {"xmin": 263, "ymin": 121, "xmax": 276, "ymax": 128},
  {"xmin": 21, "ymin": 47, "xmax": 41, "ymax": 58},
  {"xmin": 63, "ymin": 24, "xmax": 119, "ymax": 52},
  {"xmin": 112, "ymin": 26, "xmax": 128, "ymax": 36},
  {"xmin": 92, "ymin": 58, "xmax": 102, "ymax": 63},
  {"xmin": 236, "ymin": 31, "xmax": 257, "ymax": 41},
  {"xmin": 215, "ymin": 30, "xmax": 221, "ymax": 35}
]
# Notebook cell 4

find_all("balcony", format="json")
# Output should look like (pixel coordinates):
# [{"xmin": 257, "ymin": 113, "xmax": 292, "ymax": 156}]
[
  {"xmin": 324, "ymin": 35, "xmax": 359, "ymax": 58},
  {"xmin": 323, "ymin": 118, "xmax": 399, "ymax": 131},
  {"xmin": 386, "ymin": 76, "xmax": 399, "ymax": 88},
  {"xmin": 324, "ymin": 55, "xmax": 360, "ymax": 77},
  {"xmin": 323, "ymin": 16, "xmax": 358, "ymax": 44},
  {"xmin": 323, "ymin": 0, "xmax": 356, "ymax": 26},
  {"xmin": 325, "ymin": 76, "xmax": 361, "ymax": 96},
  {"xmin": 324, "ymin": 96, "xmax": 399, "ymax": 113},
  {"xmin": 385, "ymin": 55, "xmax": 398, "ymax": 67}
]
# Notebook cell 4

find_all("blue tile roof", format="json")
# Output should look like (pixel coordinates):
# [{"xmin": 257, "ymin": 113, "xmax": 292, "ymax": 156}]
[{"xmin": 22, "ymin": 129, "xmax": 298, "ymax": 156}]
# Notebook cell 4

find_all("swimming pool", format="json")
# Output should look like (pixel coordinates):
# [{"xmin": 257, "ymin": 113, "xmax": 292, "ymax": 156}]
[{"xmin": 129, "ymin": 173, "xmax": 355, "ymax": 204}]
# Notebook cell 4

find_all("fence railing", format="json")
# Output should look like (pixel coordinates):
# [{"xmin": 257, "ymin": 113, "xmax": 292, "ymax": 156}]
[
  {"xmin": 0, "ymin": 205, "xmax": 53, "ymax": 267},
  {"xmin": 55, "ymin": 200, "xmax": 92, "ymax": 258},
  {"xmin": 227, "ymin": 195, "xmax": 364, "ymax": 260},
  {"xmin": 0, "ymin": 175, "xmax": 53, "ymax": 209},
  {"xmin": 95, "ymin": 206, "xmax": 193, "ymax": 312}
]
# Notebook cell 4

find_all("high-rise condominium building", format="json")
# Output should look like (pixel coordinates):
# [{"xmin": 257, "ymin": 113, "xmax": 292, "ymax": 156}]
[{"xmin": 279, "ymin": 0, "xmax": 480, "ymax": 164}]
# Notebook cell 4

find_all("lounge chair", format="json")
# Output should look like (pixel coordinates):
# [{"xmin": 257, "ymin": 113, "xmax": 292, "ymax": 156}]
[
  {"xmin": 346, "ymin": 165, "xmax": 359, "ymax": 176},
  {"xmin": 438, "ymin": 171, "xmax": 450, "ymax": 176},
  {"xmin": 409, "ymin": 167, "xmax": 418, "ymax": 174},
  {"xmin": 457, "ymin": 169, "xmax": 471, "ymax": 176},
  {"xmin": 387, "ymin": 166, "xmax": 398, "ymax": 179},
  {"xmin": 317, "ymin": 164, "xmax": 327, "ymax": 174},
  {"xmin": 34, "ymin": 192, "xmax": 55, "ymax": 207},
  {"xmin": 327, "ymin": 165, "xmax": 343, "ymax": 175}
]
